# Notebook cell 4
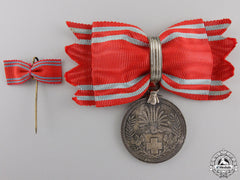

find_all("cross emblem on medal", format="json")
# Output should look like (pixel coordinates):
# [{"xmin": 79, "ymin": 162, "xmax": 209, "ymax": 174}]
[{"xmin": 146, "ymin": 137, "xmax": 163, "ymax": 155}]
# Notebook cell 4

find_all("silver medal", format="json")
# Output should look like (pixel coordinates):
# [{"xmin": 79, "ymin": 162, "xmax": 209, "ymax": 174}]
[
  {"xmin": 121, "ymin": 37, "xmax": 187, "ymax": 163},
  {"xmin": 121, "ymin": 95, "xmax": 186, "ymax": 163}
]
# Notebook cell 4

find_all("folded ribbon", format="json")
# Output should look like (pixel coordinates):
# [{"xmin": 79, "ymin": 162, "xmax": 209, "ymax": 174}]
[
  {"xmin": 4, "ymin": 59, "xmax": 62, "ymax": 85},
  {"xmin": 4, "ymin": 58, "xmax": 62, "ymax": 134},
  {"xmin": 65, "ymin": 19, "xmax": 237, "ymax": 107}
]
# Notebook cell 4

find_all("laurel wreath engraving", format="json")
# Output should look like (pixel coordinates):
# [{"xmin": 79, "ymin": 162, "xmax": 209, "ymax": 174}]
[{"xmin": 122, "ymin": 98, "xmax": 186, "ymax": 163}]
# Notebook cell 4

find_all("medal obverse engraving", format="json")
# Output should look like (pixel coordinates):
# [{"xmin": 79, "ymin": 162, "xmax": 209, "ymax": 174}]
[{"xmin": 121, "ymin": 97, "xmax": 186, "ymax": 163}]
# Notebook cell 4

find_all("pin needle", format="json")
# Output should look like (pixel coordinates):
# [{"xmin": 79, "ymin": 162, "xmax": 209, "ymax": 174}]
[
  {"xmin": 32, "ymin": 57, "xmax": 39, "ymax": 134},
  {"xmin": 35, "ymin": 80, "xmax": 38, "ymax": 134}
]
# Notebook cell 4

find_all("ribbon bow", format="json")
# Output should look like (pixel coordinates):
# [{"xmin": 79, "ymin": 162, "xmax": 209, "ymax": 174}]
[
  {"xmin": 4, "ymin": 58, "xmax": 62, "ymax": 134},
  {"xmin": 65, "ymin": 19, "xmax": 236, "ymax": 107},
  {"xmin": 4, "ymin": 59, "xmax": 62, "ymax": 85}
]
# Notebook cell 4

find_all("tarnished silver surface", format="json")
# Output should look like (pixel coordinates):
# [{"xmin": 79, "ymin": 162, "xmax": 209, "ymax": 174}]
[
  {"xmin": 121, "ymin": 96, "xmax": 186, "ymax": 163},
  {"xmin": 147, "ymin": 90, "xmax": 160, "ymax": 105},
  {"xmin": 148, "ymin": 37, "xmax": 162, "ymax": 83}
]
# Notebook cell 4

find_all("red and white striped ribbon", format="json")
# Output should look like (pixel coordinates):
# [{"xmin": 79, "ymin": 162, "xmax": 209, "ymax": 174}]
[{"xmin": 65, "ymin": 19, "xmax": 236, "ymax": 107}]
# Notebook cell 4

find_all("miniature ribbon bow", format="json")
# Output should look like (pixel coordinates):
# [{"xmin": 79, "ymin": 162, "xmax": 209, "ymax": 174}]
[
  {"xmin": 4, "ymin": 58, "xmax": 62, "ymax": 134},
  {"xmin": 65, "ymin": 18, "xmax": 236, "ymax": 107},
  {"xmin": 4, "ymin": 59, "xmax": 62, "ymax": 84}
]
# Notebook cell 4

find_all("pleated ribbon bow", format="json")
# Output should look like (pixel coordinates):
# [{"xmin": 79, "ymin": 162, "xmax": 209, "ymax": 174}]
[
  {"xmin": 65, "ymin": 19, "xmax": 236, "ymax": 107},
  {"xmin": 4, "ymin": 59, "xmax": 62, "ymax": 85}
]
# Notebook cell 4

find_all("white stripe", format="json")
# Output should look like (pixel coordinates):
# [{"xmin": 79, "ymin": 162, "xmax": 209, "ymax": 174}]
[
  {"xmin": 164, "ymin": 74, "xmax": 223, "ymax": 86},
  {"xmin": 7, "ymin": 76, "xmax": 31, "ymax": 84},
  {"xmin": 169, "ymin": 23, "xmax": 205, "ymax": 30},
  {"xmin": 78, "ymin": 74, "xmax": 223, "ymax": 92},
  {"xmin": 78, "ymin": 75, "xmax": 147, "ymax": 91},
  {"xmin": 161, "ymin": 32, "xmax": 208, "ymax": 44},
  {"xmin": 92, "ymin": 26, "xmax": 146, "ymax": 36},
  {"xmin": 161, "ymin": 79, "xmax": 230, "ymax": 96},
  {"xmin": 75, "ymin": 95, "xmax": 95, "ymax": 101},
  {"xmin": 77, "ymin": 39, "xmax": 91, "ymax": 45},
  {"xmin": 209, "ymin": 90, "xmax": 230, "ymax": 96},
  {"xmin": 91, "ymin": 35, "xmax": 148, "ymax": 46},
  {"xmin": 169, "ymin": 23, "xmax": 230, "ymax": 31},
  {"xmin": 34, "ymin": 60, "xmax": 61, "ymax": 64},
  {"xmin": 7, "ymin": 74, "xmax": 30, "ymax": 81},
  {"xmin": 75, "ymin": 80, "xmax": 150, "ymax": 101},
  {"xmin": 78, "ymin": 35, "xmax": 148, "ymax": 46},
  {"xmin": 208, "ymin": 35, "xmax": 226, "ymax": 41},
  {"xmin": 4, "ymin": 61, "xmax": 31, "ymax": 68},
  {"xmin": 70, "ymin": 27, "xmax": 92, "ymax": 34},
  {"xmin": 4, "ymin": 64, "xmax": 29, "ymax": 71},
  {"xmin": 78, "ymin": 85, "xmax": 93, "ymax": 90},
  {"xmin": 205, "ymin": 23, "xmax": 230, "ymax": 31}
]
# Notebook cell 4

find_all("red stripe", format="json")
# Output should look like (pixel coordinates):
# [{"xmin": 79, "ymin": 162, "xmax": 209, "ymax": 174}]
[
  {"xmin": 33, "ymin": 66, "xmax": 62, "ymax": 77},
  {"xmin": 162, "ymin": 38, "xmax": 213, "ymax": 79},
  {"xmin": 95, "ymin": 88, "xmax": 148, "ymax": 107},
  {"xmin": 65, "ymin": 65, "xmax": 92, "ymax": 86},
  {"xmin": 73, "ymin": 90, "xmax": 95, "ymax": 105},
  {"xmin": 4, "ymin": 61, "xmax": 31, "ymax": 69},
  {"xmin": 73, "ymin": 97, "xmax": 95, "ymax": 106},
  {"xmin": 169, "ymin": 19, "xmax": 203, "ymax": 28},
  {"xmin": 65, "ymin": 44, "xmax": 92, "ymax": 86},
  {"xmin": 204, "ymin": 19, "xmax": 231, "ymax": 26},
  {"xmin": 66, "ymin": 21, "xmax": 92, "ymax": 40},
  {"xmin": 208, "ymin": 92, "xmax": 231, "ymax": 100},
  {"xmin": 92, "ymin": 41, "xmax": 149, "ymax": 85},
  {"xmin": 4, "ymin": 60, "xmax": 31, "ymax": 65},
  {"xmin": 209, "ymin": 38, "xmax": 236, "ymax": 81},
  {"xmin": 93, "ymin": 21, "xmax": 144, "ymax": 30},
  {"xmin": 73, "ymin": 78, "xmax": 149, "ymax": 107},
  {"xmin": 74, "ymin": 33, "xmax": 91, "ymax": 40},
  {"xmin": 6, "ymin": 78, "xmax": 31, "ymax": 85},
  {"xmin": 94, "ymin": 75, "xmax": 149, "ymax": 96},
  {"xmin": 162, "ymin": 75, "xmax": 228, "ymax": 91},
  {"xmin": 204, "ymin": 19, "xmax": 231, "ymax": 36},
  {"xmin": 4, "ymin": 60, "xmax": 30, "ymax": 83},
  {"xmin": 34, "ymin": 76, "xmax": 61, "ymax": 81},
  {"xmin": 205, "ymin": 29, "xmax": 228, "ymax": 36},
  {"xmin": 161, "ymin": 86, "xmax": 231, "ymax": 101},
  {"xmin": 4, "ymin": 67, "xmax": 28, "ymax": 79},
  {"xmin": 33, "ymin": 62, "xmax": 61, "ymax": 66},
  {"xmin": 75, "ymin": 89, "xmax": 94, "ymax": 96},
  {"xmin": 65, "ymin": 44, "xmax": 91, "ymax": 64},
  {"xmin": 66, "ymin": 21, "xmax": 91, "ymax": 29}
]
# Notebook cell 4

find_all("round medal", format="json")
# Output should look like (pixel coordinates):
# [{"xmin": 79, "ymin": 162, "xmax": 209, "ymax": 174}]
[
  {"xmin": 64, "ymin": 20, "xmax": 236, "ymax": 164},
  {"xmin": 121, "ymin": 96, "xmax": 186, "ymax": 163}
]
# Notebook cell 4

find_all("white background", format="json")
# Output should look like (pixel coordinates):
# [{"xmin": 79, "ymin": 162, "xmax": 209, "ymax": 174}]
[{"xmin": 0, "ymin": 0, "xmax": 239, "ymax": 179}]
